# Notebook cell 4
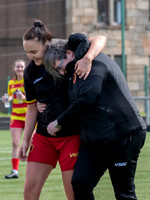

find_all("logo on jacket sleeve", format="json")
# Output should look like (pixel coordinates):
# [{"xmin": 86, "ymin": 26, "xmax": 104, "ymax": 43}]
[{"xmin": 73, "ymin": 73, "xmax": 76, "ymax": 84}]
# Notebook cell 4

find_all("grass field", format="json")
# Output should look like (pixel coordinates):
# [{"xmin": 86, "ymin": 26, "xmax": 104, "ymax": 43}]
[{"xmin": 0, "ymin": 130, "xmax": 150, "ymax": 200}]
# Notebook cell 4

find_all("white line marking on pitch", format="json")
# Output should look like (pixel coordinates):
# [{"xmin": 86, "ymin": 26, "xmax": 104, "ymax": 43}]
[
  {"xmin": 0, "ymin": 147, "xmax": 11, "ymax": 149},
  {"xmin": 0, "ymin": 157, "xmax": 11, "ymax": 160}
]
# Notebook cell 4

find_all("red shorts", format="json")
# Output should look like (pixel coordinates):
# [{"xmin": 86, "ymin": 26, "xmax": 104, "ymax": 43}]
[
  {"xmin": 10, "ymin": 119, "xmax": 25, "ymax": 128},
  {"xmin": 27, "ymin": 133, "xmax": 81, "ymax": 171}
]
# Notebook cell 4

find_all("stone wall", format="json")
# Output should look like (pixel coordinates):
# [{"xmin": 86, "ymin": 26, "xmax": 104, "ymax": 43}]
[
  {"xmin": 66, "ymin": 0, "xmax": 150, "ymax": 112},
  {"xmin": 0, "ymin": 0, "xmax": 149, "ymax": 114}
]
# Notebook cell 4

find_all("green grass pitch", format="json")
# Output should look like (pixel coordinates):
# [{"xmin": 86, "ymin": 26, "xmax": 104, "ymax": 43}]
[{"xmin": 0, "ymin": 130, "xmax": 150, "ymax": 200}]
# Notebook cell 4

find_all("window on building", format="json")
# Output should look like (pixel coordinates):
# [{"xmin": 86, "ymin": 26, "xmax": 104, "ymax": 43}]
[
  {"xmin": 114, "ymin": 55, "xmax": 127, "ymax": 72},
  {"xmin": 114, "ymin": 55, "xmax": 122, "ymax": 69},
  {"xmin": 97, "ymin": 0, "xmax": 122, "ymax": 25},
  {"xmin": 97, "ymin": 0, "xmax": 108, "ymax": 24},
  {"xmin": 114, "ymin": 0, "xmax": 121, "ymax": 24}
]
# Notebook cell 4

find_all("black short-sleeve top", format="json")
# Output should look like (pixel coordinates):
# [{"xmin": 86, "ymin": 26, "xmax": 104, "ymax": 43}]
[{"xmin": 24, "ymin": 61, "xmax": 80, "ymax": 137}]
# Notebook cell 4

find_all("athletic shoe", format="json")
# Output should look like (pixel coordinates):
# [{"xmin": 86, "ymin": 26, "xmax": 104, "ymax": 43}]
[{"xmin": 5, "ymin": 171, "xmax": 19, "ymax": 179}]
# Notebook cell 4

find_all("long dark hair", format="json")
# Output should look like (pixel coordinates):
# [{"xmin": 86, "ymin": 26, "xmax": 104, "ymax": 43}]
[
  {"xmin": 23, "ymin": 19, "xmax": 53, "ymax": 83},
  {"xmin": 23, "ymin": 19, "xmax": 53, "ymax": 44}
]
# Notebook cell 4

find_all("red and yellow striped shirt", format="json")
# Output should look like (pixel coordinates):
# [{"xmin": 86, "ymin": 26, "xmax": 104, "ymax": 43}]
[{"xmin": 7, "ymin": 78, "xmax": 27, "ymax": 121}]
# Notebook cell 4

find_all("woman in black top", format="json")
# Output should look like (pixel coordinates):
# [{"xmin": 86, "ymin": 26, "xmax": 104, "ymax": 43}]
[{"xmin": 18, "ymin": 19, "xmax": 107, "ymax": 200}]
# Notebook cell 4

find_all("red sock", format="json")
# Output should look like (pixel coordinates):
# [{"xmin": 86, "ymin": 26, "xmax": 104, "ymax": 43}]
[{"xmin": 12, "ymin": 158, "xmax": 19, "ymax": 171}]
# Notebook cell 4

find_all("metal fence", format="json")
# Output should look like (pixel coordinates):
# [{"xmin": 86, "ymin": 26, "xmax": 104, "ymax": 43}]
[{"xmin": 133, "ymin": 96, "xmax": 150, "ymax": 126}]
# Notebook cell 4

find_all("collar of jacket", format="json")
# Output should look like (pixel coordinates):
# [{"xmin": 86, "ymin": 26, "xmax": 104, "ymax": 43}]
[{"xmin": 65, "ymin": 59, "xmax": 77, "ymax": 77}]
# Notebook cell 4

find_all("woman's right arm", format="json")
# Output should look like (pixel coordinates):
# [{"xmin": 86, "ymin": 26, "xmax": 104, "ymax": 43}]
[
  {"xmin": 75, "ymin": 35, "xmax": 107, "ymax": 79},
  {"xmin": 1, "ymin": 95, "xmax": 13, "ymax": 102},
  {"xmin": 18, "ymin": 103, "xmax": 38, "ymax": 161},
  {"xmin": 2, "ymin": 80, "xmax": 13, "ymax": 102},
  {"xmin": 68, "ymin": 33, "xmax": 107, "ymax": 79}
]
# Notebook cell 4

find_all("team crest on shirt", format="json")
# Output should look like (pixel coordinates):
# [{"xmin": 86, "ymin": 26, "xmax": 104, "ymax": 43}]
[{"xmin": 73, "ymin": 73, "xmax": 76, "ymax": 84}]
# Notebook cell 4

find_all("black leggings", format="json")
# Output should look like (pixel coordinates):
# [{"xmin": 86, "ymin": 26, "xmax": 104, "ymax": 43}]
[{"xmin": 72, "ymin": 130, "xmax": 146, "ymax": 200}]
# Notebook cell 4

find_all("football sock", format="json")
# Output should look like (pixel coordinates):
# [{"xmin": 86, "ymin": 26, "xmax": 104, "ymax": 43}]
[{"xmin": 12, "ymin": 158, "xmax": 19, "ymax": 172}]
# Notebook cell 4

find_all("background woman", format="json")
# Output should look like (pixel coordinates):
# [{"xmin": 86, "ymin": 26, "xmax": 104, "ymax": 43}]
[{"xmin": 2, "ymin": 59, "xmax": 27, "ymax": 179}]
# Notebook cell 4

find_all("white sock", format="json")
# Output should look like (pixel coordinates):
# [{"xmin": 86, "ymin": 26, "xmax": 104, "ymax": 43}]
[{"xmin": 12, "ymin": 169, "xmax": 18, "ymax": 174}]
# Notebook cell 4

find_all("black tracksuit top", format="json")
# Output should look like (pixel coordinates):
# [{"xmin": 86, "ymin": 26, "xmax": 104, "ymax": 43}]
[{"xmin": 57, "ymin": 53, "xmax": 146, "ymax": 144}]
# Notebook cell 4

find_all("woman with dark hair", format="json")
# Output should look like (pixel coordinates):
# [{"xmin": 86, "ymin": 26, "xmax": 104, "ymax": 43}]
[
  {"xmin": 2, "ymin": 59, "xmax": 27, "ymax": 179},
  {"xmin": 18, "ymin": 19, "xmax": 107, "ymax": 200}
]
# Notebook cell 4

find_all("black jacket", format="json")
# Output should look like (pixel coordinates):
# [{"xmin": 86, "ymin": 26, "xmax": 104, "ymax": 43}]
[{"xmin": 57, "ymin": 53, "xmax": 146, "ymax": 144}]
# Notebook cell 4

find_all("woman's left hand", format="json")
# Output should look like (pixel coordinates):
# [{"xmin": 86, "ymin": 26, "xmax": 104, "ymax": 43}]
[
  {"xmin": 47, "ymin": 121, "xmax": 60, "ymax": 136},
  {"xmin": 75, "ymin": 56, "xmax": 92, "ymax": 80}
]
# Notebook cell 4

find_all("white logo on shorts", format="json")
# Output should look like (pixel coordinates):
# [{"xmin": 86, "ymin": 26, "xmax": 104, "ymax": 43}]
[{"xmin": 114, "ymin": 162, "xmax": 127, "ymax": 167}]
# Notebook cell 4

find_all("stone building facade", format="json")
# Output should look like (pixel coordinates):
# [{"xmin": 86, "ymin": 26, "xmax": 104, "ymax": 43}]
[
  {"xmin": 0, "ymin": 0, "xmax": 149, "ymax": 113},
  {"xmin": 66, "ymin": 0, "xmax": 150, "ymax": 112}
]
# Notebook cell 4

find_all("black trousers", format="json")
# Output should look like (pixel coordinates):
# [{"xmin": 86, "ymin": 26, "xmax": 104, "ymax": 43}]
[{"xmin": 72, "ymin": 130, "xmax": 146, "ymax": 200}]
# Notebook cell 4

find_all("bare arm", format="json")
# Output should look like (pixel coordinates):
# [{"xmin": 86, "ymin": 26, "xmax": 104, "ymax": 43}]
[
  {"xmin": 2, "ymin": 95, "xmax": 13, "ymax": 102},
  {"xmin": 75, "ymin": 35, "xmax": 107, "ymax": 79},
  {"xmin": 18, "ymin": 103, "xmax": 38, "ymax": 161}
]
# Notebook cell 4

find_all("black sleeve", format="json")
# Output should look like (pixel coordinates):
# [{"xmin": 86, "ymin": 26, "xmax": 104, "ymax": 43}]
[
  {"xmin": 68, "ymin": 33, "xmax": 90, "ymax": 59},
  {"xmin": 24, "ymin": 62, "xmax": 37, "ymax": 103},
  {"xmin": 57, "ymin": 62, "xmax": 108, "ymax": 126}
]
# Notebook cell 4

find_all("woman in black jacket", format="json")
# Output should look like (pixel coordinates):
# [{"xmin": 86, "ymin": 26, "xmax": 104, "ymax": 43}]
[{"xmin": 44, "ymin": 38, "xmax": 146, "ymax": 200}]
